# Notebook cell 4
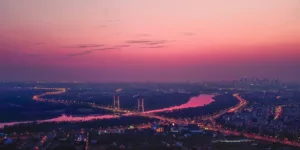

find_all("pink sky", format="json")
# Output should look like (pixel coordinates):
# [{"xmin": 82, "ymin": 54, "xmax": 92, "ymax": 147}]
[{"xmin": 1, "ymin": 0, "xmax": 300, "ymax": 82}]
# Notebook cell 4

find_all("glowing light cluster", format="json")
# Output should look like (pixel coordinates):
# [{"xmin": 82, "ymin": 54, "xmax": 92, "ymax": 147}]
[{"xmin": 274, "ymin": 105, "xmax": 283, "ymax": 120}]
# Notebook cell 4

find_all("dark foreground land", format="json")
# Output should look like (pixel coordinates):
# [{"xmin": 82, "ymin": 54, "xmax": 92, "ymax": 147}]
[{"xmin": 1, "ymin": 129, "xmax": 298, "ymax": 150}]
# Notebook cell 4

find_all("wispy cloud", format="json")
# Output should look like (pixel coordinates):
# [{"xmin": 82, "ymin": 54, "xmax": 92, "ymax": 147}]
[
  {"xmin": 64, "ymin": 44, "xmax": 104, "ymax": 49},
  {"xmin": 181, "ymin": 32, "xmax": 196, "ymax": 36},
  {"xmin": 113, "ymin": 45, "xmax": 131, "ymax": 48},
  {"xmin": 141, "ymin": 46, "xmax": 166, "ymax": 49},
  {"xmin": 67, "ymin": 47, "xmax": 119, "ymax": 57},
  {"xmin": 147, "ymin": 40, "xmax": 169, "ymax": 45},
  {"xmin": 94, "ymin": 47, "xmax": 117, "ymax": 51},
  {"xmin": 68, "ymin": 50, "xmax": 93, "ymax": 57},
  {"xmin": 67, "ymin": 40, "xmax": 172, "ymax": 57},
  {"xmin": 126, "ymin": 40, "xmax": 153, "ymax": 44},
  {"xmin": 126, "ymin": 40, "xmax": 174, "ymax": 45}
]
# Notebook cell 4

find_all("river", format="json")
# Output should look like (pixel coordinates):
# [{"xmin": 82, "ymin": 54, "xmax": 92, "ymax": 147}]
[{"xmin": 0, "ymin": 94, "xmax": 214, "ymax": 128}]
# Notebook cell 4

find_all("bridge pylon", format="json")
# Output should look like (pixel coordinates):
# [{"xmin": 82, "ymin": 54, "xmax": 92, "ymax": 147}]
[
  {"xmin": 113, "ymin": 95, "xmax": 120, "ymax": 115},
  {"xmin": 137, "ymin": 97, "xmax": 144, "ymax": 113}
]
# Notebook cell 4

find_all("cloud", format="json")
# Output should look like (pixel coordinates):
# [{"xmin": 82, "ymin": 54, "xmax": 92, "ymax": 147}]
[
  {"xmin": 67, "ymin": 47, "xmax": 119, "ymax": 57},
  {"xmin": 141, "ymin": 46, "xmax": 166, "ymax": 49},
  {"xmin": 147, "ymin": 40, "xmax": 168, "ymax": 45},
  {"xmin": 93, "ymin": 47, "xmax": 117, "ymax": 51},
  {"xmin": 126, "ymin": 40, "xmax": 153, "ymax": 44},
  {"xmin": 126, "ymin": 40, "xmax": 174, "ymax": 45},
  {"xmin": 64, "ymin": 44, "xmax": 104, "ymax": 49},
  {"xmin": 68, "ymin": 50, "xmax": 93, "ymax": 57},
  {"xmin": 67, "ymin": 40, "xmax": 172, "ymax": 57},
  {"xmin": 181, "ymin": 32, "xmax": 196, "ymax": 36},
  {"xmin": 113, "ymin": 45, "xmax": 131, "ymax": 48}
]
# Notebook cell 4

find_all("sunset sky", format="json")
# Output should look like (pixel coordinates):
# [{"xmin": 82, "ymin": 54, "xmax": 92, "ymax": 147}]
[{"xmin": 1, "ymin": 0, "xmax": 300, "ymax": 82}]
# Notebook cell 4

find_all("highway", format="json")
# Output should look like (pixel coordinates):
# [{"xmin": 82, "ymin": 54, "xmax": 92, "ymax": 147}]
[
  {"xmin": 32, "ymin": 87, "xmax": 300, "ymax": 148},
  {"xmin": 33, "ymin": 135, "xmax": 48, "ymax": 150},
  {"xmin": 274, "ymin": 105, "xmax": 283, "ymax": 120},
  {"xmin": 199, "ymin": 93, "xmax": 247, "ymax": 121},
  {"xmin": 85, "ymin": 132, "xmax": 89, "ymax": 150}
]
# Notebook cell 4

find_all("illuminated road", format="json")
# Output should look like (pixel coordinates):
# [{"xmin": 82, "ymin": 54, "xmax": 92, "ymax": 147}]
[
  {"xmin": 34, "ymin": 135, "xmax": 47, "ymax": 150},
  {"xmin": 85, "ymin": 132, "xmax": 89, "ymax": 150},
  {"xmin": 30, "ymin": 88, "xmax": 300, "ymax": 148},
  {"xmin": 274, "ymin": 105, "xmax": 283, "ymax": 120},
  {"xmin": 199, "ymin": 93, "xmax": 247, "ymax": 122},
  {"xmin": 227, "ymin": 94, "xmax": 247, "ymax": 113},
  {"xmin": 198, "ymin": 124, "xmax": 300, "ymax": 147}
]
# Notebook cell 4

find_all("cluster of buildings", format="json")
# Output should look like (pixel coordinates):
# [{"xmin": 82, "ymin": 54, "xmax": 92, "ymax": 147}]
[
  {"xmin": 151, "ymin": 123, "xmax": 204, "ymax": 134},
  {"xmin": 0, "ymin": 133, "xmax": 12, "ymax": 146},
  {"xmin": 233, "ymin": 77, "xmax": 282, "ymax": 86},
  {"xmin": 0, "ymin": 122, "xmax": 208, "ymax": 149},
  {"xmin": 95, "ymin": 122, "xmax": 204, "ymax": 135},
  {"xmin": 217, "ymin": 91, "xmax": 300, "ymax": 142},
  {"xmin": 157, "ymin": 88, "xmax": 190, "ymax": 94}
]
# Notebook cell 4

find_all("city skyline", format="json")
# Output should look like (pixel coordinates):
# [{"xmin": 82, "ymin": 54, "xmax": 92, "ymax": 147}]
[{"xmin": 1, "ymin": 0, "xmax": 300, "ymax": 82}]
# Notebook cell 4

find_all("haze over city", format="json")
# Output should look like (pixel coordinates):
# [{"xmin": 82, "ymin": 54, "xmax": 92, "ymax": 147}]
[{"xmin": 1, "ymin": 0, "xmax": 300, "ymax": 82}]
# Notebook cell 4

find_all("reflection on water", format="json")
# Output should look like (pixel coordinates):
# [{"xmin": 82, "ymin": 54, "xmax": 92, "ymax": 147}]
[
  {"xmin": 0, "ymin": 94, "xmax": 214, "ymax": 128},
  {"xmin": 144, "ymin": 94, "xmax": 214, "ymax": 113}
]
